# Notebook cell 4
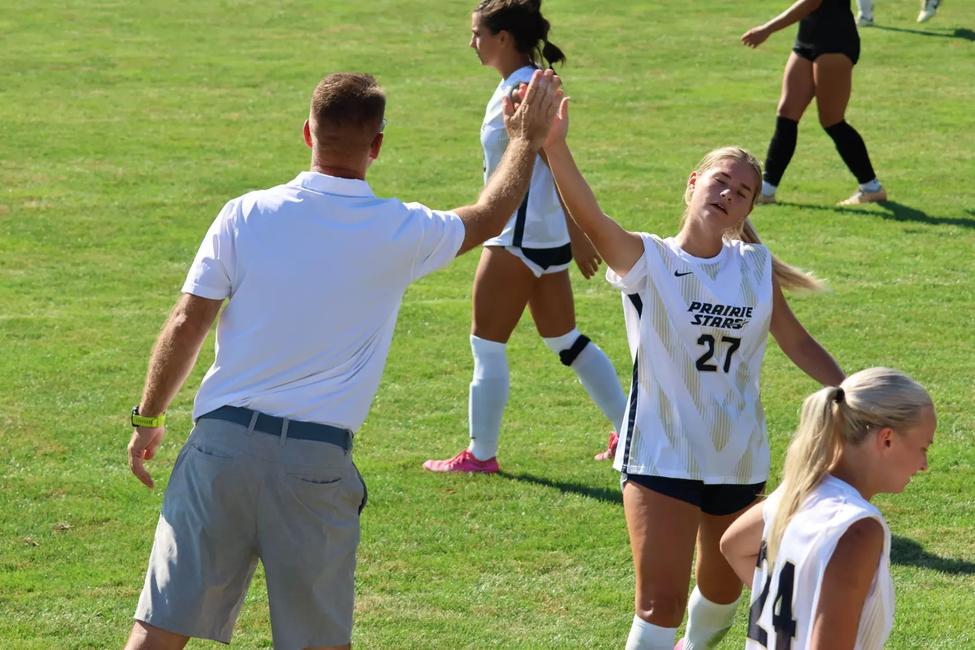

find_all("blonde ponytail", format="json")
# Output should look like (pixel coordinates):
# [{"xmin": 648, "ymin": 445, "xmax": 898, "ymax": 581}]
[
  {"xmin": 767, "ymin": 368, "xmax": 934, "ymax": 563},
  {"xmin": 766, "ymin": 385, "xmax": 844, "ymax": 563},
  {"xmin": 731, "ymin": 219, "xmax": 826, "ymax": 293}
]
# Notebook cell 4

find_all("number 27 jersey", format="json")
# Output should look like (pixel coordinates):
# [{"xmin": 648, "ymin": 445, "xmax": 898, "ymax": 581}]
[{"xmin": 607, "ymin": 234, "xmax": 773, "ymax": 484}]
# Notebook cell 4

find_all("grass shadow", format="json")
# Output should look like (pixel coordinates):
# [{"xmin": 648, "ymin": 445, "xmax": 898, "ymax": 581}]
[
  {"xmin": 498, "ymin": 471, "xmax": 623, "ymax": 505},
  {"xmin": 891, "ymin": 535, "xmax": 975, "ymax": 575},
  {"xmin": 871, "ymin": 25, "xmax": 975, "ymax": 41},
  {"xmin": 774, "ymin": 200, "xmax": 975, "ymax": 228}
]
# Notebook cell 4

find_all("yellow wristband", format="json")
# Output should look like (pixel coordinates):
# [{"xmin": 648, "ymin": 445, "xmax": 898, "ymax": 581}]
[{"xmin": 131, "ymin": 406, "xmax": 166, "ymax": 428}]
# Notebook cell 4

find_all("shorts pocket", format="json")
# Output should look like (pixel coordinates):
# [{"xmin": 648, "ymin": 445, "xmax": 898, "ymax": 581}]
[
  {"xmin": 285, "ymin": 471, "xmax": 344, "ymax": 488},
  {"xmin": 281, "ymin": 469, "xmax": 361, "ymax": 521},
  {"xmin": 189, "ymin": 442, "xmax": 235, "ymax": 463},
  {"xmin": 287, "ymin": 474, "xmax": 342, "ymax": 486}
]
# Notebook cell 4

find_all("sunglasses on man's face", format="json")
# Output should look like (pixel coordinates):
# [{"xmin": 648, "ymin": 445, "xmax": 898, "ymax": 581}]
[{"xmin": 379, "ymin": 118, "xmax": 387, "ymax": 133}]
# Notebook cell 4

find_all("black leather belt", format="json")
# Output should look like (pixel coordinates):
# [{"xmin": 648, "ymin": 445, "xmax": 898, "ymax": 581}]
[{"xmin": 199, "ymin": 405, "xmax": 353, "ymax": 451}]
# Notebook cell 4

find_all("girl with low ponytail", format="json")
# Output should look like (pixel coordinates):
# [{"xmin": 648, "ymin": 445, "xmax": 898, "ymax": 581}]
[
  {"xmin": 424, "ymin": 2, "xmax": 628, "ymax": 475},
  {"xmin": 722, "ymin": 368, "xmax": 936, "ymax": 649},
  {"xmin": 475, "ymin": 0, "xmax": 566, "ymax": 69}
]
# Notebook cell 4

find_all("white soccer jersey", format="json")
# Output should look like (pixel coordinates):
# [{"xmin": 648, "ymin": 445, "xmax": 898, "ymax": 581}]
[
  {"xmin": 607, "ymin": 234, "xmax": 773, "ymax": 484},
  {"xmin": 480, "ymin": 65, "xmax": 569, "ymax": 249},
  {"xmin": 745, "ymin": 477, "xmax": 895, "ymax": 650}
]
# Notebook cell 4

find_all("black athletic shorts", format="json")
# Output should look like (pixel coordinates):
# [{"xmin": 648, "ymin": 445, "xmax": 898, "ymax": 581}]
[
  {"xmin": 795, "ymin": 0, "xmax": 861, "ymax": 65},
  {"xmin": 793, "ymin": 41, "xmax": 860, "ymax": 66},
  {"xmin": 520, "ymin": 242, "xmax": 572, "ymax": 270},
  {"xmin": 621, "ymin": 473, "xmax": 766, "ymax": 516}
]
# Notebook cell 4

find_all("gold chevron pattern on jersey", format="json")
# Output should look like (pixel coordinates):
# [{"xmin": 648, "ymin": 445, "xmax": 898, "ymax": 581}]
[{"xmin": 612, "ymin": 234, "xmax": 774, "ymax": 484}]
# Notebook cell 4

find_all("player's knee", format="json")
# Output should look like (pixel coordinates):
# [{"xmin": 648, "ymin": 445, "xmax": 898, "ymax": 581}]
[
  {"xmin": 557, "ymin": 334, "xmax": 591, "ymax": 366},
  {"xmin": 542, "ymin": 330, "xmax": 591, "ymax": 367},
  {"xmin": 775, "ymin": 101, "xmax": 804, "ymax": 122},
  {"xmin": 820, "ymin": 113, "xmax": 847, "ymax": 130},
  {"xmin": 635, "ymin": 591, "xmax": 688, "ymax": 628}
]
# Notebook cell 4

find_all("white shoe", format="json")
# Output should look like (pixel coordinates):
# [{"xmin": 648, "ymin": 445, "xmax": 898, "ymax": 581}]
[
  {"xmin": 838, "ymin": 186, "xmax": 887, "ymax": 206},
  {"xmin": 917, "ymin": 0, "xmax": 940, "ymax": 22},
  {"xmin": 857, "ymin": 13, "xmax": 874, "ymax": 27}
]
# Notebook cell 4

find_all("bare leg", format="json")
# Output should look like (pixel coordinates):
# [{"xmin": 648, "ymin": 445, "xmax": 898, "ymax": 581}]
[
  {"xmin": 694, "ymin": 500, "xmax": 763, "ymax": 605},
  {"xmin": 526, "ymin": 269, "xmax": 576, "ymax": 338},
  {"xmin": 813, "ymin": 53, "xmax": 853, "ymax": 128},
  {"xmin": 471, "ymin": 246, "xmax": 538, "ymax": 342},
  {"xmin": 778, "ymin": 52, "xmax": 816, "ymax": 123},
  {"xmin": 681, "ymin": 499, "xmax": 763, "ymax": 648},
  {"xmin": 624, "ymin": 481, "xmax": 701, "ymax": 627},
  {"xmin": 123, "ymin": 622, "xmax": 189, "ymax": 650}
]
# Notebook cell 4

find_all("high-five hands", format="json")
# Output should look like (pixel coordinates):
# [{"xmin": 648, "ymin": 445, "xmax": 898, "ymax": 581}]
[
  {"xmin": 502, "ymin": 69, "xmax": 563, "ymax": 151},
  {"xmin": 506, "ymin": 79, "xmax": 571, "ymax": 152}
]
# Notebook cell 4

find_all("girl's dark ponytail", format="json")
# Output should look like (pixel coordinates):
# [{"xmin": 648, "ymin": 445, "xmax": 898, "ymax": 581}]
[{"xmin": 476, "ymin": 0, "xmax": 566, "ymax": 68}]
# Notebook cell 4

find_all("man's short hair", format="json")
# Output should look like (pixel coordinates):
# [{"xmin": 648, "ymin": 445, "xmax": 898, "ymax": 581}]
[{"xmin": 309, "ymin": 73, "xmax": 386, "ymax": 155}]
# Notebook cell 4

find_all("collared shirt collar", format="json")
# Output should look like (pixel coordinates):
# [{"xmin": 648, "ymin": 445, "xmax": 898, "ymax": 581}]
[{"xmin": 291, "ymin": 171, "xmax": 375, "ymax": 198}]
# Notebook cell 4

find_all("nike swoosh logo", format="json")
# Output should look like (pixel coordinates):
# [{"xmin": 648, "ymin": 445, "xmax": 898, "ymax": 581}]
[{"xmin": 675, "ymin": 270, "xmax": 693, "ymax": 277}]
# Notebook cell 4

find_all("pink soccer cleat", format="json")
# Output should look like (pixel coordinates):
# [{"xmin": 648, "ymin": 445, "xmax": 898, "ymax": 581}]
[
  {"xmin": 594, "ymin": 431, "xmax": 620, "ymax": 461},
  {"xmin": 674, "ymin": 640, "xmax": 685, "ymax": 650},
  {"xmin": 423, "ymin": 449, "xmax": 500, "ymax": 474}
]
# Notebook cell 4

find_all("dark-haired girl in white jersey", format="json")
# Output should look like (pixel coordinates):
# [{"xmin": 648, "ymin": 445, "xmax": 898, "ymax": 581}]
[
  {"xmin": 424, "ymin": 0, "xmax": 627, "ymax": 474},
  {"xmin": 540, "ymin": 96, "xmax": 845, "ymax": 649},
  {"xmin": 721, "ymin": 368, "xmax": 936, "ymax": 650}
]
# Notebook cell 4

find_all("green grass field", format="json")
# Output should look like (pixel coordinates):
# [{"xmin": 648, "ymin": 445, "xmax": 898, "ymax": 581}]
[{"xmin": 2, "ymin": 0, "xmax": 973, "ymax": 647}]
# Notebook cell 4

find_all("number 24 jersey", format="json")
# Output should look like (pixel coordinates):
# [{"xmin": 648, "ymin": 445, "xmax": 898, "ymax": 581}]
[
  {"xmin": 607, "ymin": 234, "xmax": 773, "ymax": 485},
  {"xmin": 746, "ymin": 477, "xmax": 895, "ymax": 650}
]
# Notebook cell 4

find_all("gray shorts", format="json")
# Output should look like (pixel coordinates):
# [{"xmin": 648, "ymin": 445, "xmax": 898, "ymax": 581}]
[{"xmin": 134, "ymin": 416, "xmax": 366, "ymax": 649}]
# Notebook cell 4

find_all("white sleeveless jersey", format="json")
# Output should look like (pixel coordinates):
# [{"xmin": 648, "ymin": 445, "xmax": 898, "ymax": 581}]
[
  {"xmin": 480, "ymin": 65, "xmax": 569, "ymax": 249},
  {"xmin": 746, "ymin": 477, "xmax": 895, "ymax": 650},
  {"xmin": 607, "ymin": 234, "xmax": 773, "ymax": 484}
]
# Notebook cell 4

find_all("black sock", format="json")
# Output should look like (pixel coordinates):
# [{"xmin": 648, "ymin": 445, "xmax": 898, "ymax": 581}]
[
  {"xmin": 824, "ymin": 120, "xmax": 876, "ymax": 184},
  {"xmin": 763, "ymin": 117, "xmax": 799, "ymax": 189}
]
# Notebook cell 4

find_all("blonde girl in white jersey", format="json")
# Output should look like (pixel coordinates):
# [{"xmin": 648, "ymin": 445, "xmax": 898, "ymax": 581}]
[
  {"xmin": 424, "ymin": 0, "xmax": 627, "ymax": 474},
  {"xmin": 721, "ymin": 368, "xmax": 936, "ymax": 650},
  {"xmin": 541, "ymin": 97, "xmax": 845, "ymax": 650}
]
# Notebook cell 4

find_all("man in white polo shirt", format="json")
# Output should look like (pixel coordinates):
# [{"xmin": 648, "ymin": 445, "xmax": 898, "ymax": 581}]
[{"xmin": 122, "ymin": 69, "xmax": 562, "ymax": 650}]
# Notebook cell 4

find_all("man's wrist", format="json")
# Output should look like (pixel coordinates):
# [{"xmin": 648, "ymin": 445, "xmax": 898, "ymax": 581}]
[
  {"xmin": 508, "ymin": 135, "xmax": 542, "ymax": 153},
  {"xmin": 131, "ymin": 405, "xmax": 166, "ymax": 428}
]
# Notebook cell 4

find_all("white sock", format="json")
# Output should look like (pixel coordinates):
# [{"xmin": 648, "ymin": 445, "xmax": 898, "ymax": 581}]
[
  {"xmin": 683, "ymin": 586, "xmax": 739, "ymax": 650},
  {"xmin": 625, "ymin": 616, "xmax": 678, "ymax": 650},
  {"xmin": 468, "ymin": 335, "xmax": 508, "ymax": 461},
  {"xmin": 857, "ymin": 0, "xmax": 874, "ymax": 19},
  {"xmin": 543, "ymin": 330, "xmax": 626, "ymax": 432},
  {"xmin": 860, "ymin": 178, "xmax": 882, "ymax": 193},
  {"xmin": 573, "ymin": 343, "xmax": 627, "ymax": 432},
  {"xmin": 542, "ymin": 329, "xmax": 579, "ymax": 355}
]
